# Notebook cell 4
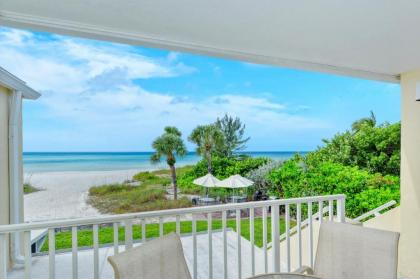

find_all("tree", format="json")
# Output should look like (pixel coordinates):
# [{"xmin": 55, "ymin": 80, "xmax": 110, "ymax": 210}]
[
  {"xmin": 215, "ymin": 114, "xmax": 250, "ymax": 157},
  {"xmin": 151, "ymin": 126, "xmax": 187, "ymax": 200},
  {"xmin": 188, "ymin": 124, "xmax": 224, "ymax": 174},
  {"xmin": 351, "ymin": 111, "xmax": 377, "ymax": 132}
]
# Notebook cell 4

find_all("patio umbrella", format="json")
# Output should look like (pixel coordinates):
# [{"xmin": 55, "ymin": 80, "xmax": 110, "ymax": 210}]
[
  {"xmin": 193, "ymin": 173, "xmax": 221, "ymax": 188},
  {"xmin": 215, "ymin": 174, "xmax": 254, "ymax": 188},
  {"xmin": 193, "ymin": 173, "xmax": 221, "ymax": 197}
]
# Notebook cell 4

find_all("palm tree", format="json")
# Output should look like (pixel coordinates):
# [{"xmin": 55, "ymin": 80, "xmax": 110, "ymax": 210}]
[
  {"xmin": 188, "ymin": 124, "xmax": 224, "ymax": 174},
  {"xmin": 351, "ymin": 111, "xmax": 377, "ymax": 132},
  {"xmin": 151, "ymin": 126, "xmax": 187, "ymax": 200},
  {"xmin": 215, "ymin": 114, "xmax": 250, "ymax": 157}
]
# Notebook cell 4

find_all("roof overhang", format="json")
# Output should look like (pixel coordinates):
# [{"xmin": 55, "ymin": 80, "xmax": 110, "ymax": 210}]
[
  {"xmin": 2, "ymin": 1, "xmax": 420, "ymax": 84},
  {"xmin": 0, "ymin": 67, "xmax": 41, "ymax": 100}
]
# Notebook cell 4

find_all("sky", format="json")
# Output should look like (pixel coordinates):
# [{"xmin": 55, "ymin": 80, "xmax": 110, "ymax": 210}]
[{"xmin": 0, "ymin": 27, "xmax": 401, "ymax": 152}]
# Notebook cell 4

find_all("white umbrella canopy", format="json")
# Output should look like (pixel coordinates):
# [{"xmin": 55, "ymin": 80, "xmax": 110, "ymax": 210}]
[
  {"xmin": 193, "ymin": 173, "xmax": 221, "ymax": 188},
  {"xmin": 215, "ymin": 174, "xmax": 254, "ymax": 189}
]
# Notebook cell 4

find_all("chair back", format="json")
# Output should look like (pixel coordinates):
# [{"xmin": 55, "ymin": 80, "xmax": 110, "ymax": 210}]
[
  {"xmin": 108, "ymin": 233, "xmax": 192, "ymax": 279},
  {"xmin": 314, "ymin": 222, "xmax": 399, "ymax": 279}
]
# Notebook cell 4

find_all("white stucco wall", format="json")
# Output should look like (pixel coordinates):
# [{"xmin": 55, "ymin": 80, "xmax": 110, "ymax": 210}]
[
  {"xmin": 400, "ymin": 71, "xmax": 420, "ymax": 279},
  {"xmin": 363, "ymin": 206, "xmax": 400, "ymax": 233}
]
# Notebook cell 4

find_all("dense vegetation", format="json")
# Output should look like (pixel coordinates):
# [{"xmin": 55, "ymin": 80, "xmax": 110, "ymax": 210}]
[
  {"xmin": 266, "ymin": 113, "xmax": 400, "ymax": 218},
  {"xmin": 89, "ymin": 112, "xmax": 400, "ymax": 220}
]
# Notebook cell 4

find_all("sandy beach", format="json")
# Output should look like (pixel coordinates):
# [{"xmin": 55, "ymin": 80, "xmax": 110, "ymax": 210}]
[{"xmin": 24, "ymin": 169, "xmax": 141, "ymax": 222}]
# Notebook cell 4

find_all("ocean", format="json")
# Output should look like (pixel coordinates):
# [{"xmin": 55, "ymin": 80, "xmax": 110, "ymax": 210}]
[{"xmin": 23, "ymin": 151, "xmax": 307, "ymax": 173}]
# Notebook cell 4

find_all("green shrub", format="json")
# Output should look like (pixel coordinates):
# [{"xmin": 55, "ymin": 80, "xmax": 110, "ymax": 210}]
[
  {"xmin": 267, "ymin": 160, "xmax": 399, "ymax": 218},
  {"xmin": 23, "ymin": 183, "xmax": 40, "ymax": 194},
  {"xmin": 133, "ymin": 171, "xmax": 159, "ymax": 181},
  {"xmin": 88, "ymin": 183, "xmax": 192, "ymax": 214},
  {"xmin": 306, "ymin": 122, "xmax": 400, "ymax": 175}
]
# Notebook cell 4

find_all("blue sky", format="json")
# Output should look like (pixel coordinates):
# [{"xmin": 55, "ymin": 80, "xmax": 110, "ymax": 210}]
[{"xmin": 0, "ymin": 27, "xmax": 400, "ymax": 152}]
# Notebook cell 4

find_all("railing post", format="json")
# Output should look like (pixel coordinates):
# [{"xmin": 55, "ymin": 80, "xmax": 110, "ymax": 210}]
[
  {"xmin": 271, "ymin": 205, "xmax": 280, "ymax": 273},
  {"xmin": 48, "ymin": 228, "xmax": 55, "ymax": 279},
  {"xmin": 262, "ymin": 207, "xmax": 268, "ymax": 273},
  {"xmin": 72, "ymin": 226, "xmax": 78, "ymax": 279},
  {"xmin": 24, "ymin": 231, "xmax": 31, "ymax": 279},
  {"xmin": 337, "ymin": 197, "xmax": 346, "ymax": 223},
  {"xmin": 222, "ymin": 211, "xmax": 227, "ymax": 279},
  {"xmin": 208, "ymin": 213, "xmax": 213, "ymax": 279},
  {"xmin": 0, "ymin": 234, "xmax": 7, "ymax": 279},
  {"xmin": 125, "ymin": 220, "xmax": 133, "ymax": 249}
]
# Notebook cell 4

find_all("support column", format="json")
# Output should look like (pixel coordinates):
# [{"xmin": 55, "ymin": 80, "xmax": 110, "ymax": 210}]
[
  {"xmin": 400, "ymin": 71, "xmax": 420, "ymax": 279},
  {"xmin": 0, "ymin": 86, "xmax": 11, "ymax": 269},
  {"xmin": 8, "ymin": 90, "xmax": 24, "ymax": 262}
]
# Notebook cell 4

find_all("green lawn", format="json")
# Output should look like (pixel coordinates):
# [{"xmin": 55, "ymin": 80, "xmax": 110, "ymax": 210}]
[{"xmin": 41, "ymin": 217, "xmax": 293, "ymax": 252}]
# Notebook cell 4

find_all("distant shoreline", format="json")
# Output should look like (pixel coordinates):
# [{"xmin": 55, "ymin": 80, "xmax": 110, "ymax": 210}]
[{"xmin": 23, "ymin": 151, "xmax": 308, "ymax": 173}]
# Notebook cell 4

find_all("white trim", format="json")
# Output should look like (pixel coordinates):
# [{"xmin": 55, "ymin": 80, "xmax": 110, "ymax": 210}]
[
  {"xmin": 0, "ymin": 67, "xmax": 40, "ymax": 100},
  {"xmin": 0, "ymin": 10, "xmax": 399, "ymax": 84},
  {"xmin": 8, "ymin": 90, "xmax": 24, "ymax": 262}
]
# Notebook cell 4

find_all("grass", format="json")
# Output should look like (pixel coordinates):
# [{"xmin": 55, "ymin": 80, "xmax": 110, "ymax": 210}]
[
  {"xmin": 41, "ymin": 217, "xmax": 293, "ymax": 252},
  {"xmin": 88, "ymin": 166, "xmax": 195, "ymax": 214},
  {"xmin": 24, "ymin": 183, "xmax": 40, "ymax": 194}
]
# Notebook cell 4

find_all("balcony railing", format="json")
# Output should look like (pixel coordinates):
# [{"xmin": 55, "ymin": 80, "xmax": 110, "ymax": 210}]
[{"xmin": 0, "ymin": 194, "xmax": 345, "ymax": 279}]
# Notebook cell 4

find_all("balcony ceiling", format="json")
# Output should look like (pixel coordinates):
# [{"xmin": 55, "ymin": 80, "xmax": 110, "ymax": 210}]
[{"xmin": 1, "ymin": 1, "xmax": 420, "ymax": 83}]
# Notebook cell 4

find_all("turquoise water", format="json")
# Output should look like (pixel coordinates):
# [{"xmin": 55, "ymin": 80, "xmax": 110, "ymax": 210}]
[{"xmin": 23, "ymin": 152, "xmax": 307, "ymax": 173}]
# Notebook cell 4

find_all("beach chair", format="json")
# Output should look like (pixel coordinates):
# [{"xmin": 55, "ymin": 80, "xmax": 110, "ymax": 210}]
[{"xmin": 108, "ymin": 233, "xmax": 192, "ymax": 279}]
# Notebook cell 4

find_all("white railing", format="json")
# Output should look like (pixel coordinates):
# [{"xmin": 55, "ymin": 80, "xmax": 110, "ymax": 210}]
[
  {"xmin": 352, "ymin": 200, "xmax": 397, "ymax": 223},
  {"xmin": 0, "ymin": 194, "xmax": 346, "ymax": 279}
]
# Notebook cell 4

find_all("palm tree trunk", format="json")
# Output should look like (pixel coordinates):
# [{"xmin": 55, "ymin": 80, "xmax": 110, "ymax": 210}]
[
  {"xmin": 169, "ymin": 164, "xmax": 178, "ymax": 200},
  {"xmin": 206, "ymin": 152, "xmax": 212, "ymax": 174}
]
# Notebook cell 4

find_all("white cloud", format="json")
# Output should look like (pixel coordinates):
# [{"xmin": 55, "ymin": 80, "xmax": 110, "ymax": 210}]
[{"xmin": 0, "ymin": 27, "xmax": 329, "ymax": 151}]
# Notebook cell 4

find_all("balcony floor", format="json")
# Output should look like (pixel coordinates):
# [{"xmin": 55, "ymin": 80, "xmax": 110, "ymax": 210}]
[{"xmin": 8, "ymin": 230, "xmax": 284, "ymax": 279}]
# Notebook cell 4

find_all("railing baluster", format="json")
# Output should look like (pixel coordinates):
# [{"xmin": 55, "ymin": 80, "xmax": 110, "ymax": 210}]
[
  {"xmin": 337, "ymin": 198, "xmax": 346, "ymax": 223},
  {"xmin": 72, "ymin": 226, "xmax": 78, "ymax": 279},
  {"xmin": 222, "ymin": 211, "xmax": 228, "ymax": 279},
  {"xmin": 262, "ymin": 206, "xmax": 268, "ymax": 273},
  {"xmin": 285, "ymin": 204, "xmax": 291, "ymax": 272},
  {"xmin": 125, "ymin": 220, "xmax": 133, "ymax": 250},
  {"xmin": 192, "ymin": 215, "xmax": 197, "ymax": 279},
  {"xmin": 0, "ymin": 234, "xmax": 6, "ymax": 279},
  {"xmin": 271, "ymin": 205, "xmax": 280, "ymax": 273},
  {"xmin": 208, "ymin": 213, "xmax": 213, "ymax": 279},
  {"xmin": 236, "ymin": 209, "xmax": 241, "ymax": 279},
  {"xmin": 176, "ymin": 215, "xmax": 181, "ymax": 235},
  {"xmin": 48, "ymin": 228, "xmax": 55, "ymax": 279},
  {"xmin": 93, "ymin": 224, "xmax": 99, "ymax": 279},
  {"xmin": 24, "ymin": 231, "xmax": 31, "ymax": 279},
  {"xmin": 0, "ymin": 194, "xmax": 346, "ymax": 279},
  {"xmin": 318, "ymin": 201, "xmax": 323, "ymax": 223},
  {"xmin": 308, "ymin": 202, "xmax": 314, "ymax": 268},
  {"xmin": 141, "ymin": 219, "xmax": 146, "ymax": 243},
  {"xmin": 159, "ymin": 217, "xmax": 164, "ymax": 238},
  {"xmin": 113, "ymin": 223, "xmax": 119, "ymax": 255},
  {"xmin": 328, "ymin": 200, "xmax": 334, "ymax": 221},
  {"xmin": 250, "ymin": 207, "xmax": 255, "ymax": 276},
  {"xmin": 296, "ymin": 203, "xmax": 302, "ymax": 268}
]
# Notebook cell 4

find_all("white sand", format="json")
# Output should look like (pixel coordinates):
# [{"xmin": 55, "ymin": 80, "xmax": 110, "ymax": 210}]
[{"xmin": 24, "ymin": 169, "xmax": 142, "ymax": 222}]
